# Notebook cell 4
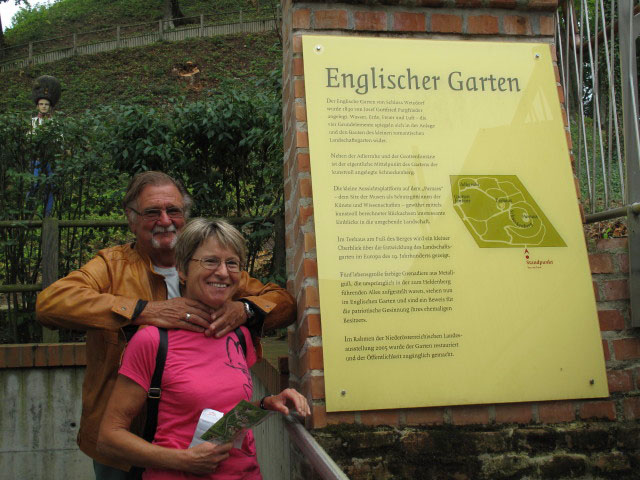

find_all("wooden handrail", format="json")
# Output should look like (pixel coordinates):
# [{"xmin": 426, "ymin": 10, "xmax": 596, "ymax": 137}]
[{"xmin": 0, "ymin": 7, "xmax": 269, "ymax": 54}]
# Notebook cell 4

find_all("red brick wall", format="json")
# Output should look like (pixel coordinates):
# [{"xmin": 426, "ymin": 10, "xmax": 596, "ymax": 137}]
[
  {"xmin": 282, "ymin": 0, "xmax": 639, "ymax": 476},
  {"xmin": 0, "ymin": 343, "xmax": 86, "ymax": 368}
]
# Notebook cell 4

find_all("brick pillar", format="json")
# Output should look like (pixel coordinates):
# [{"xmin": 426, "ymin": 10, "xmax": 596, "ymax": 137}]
[{"xmin": 283, "ymin": 0, "xmax": 563, "ymax": 430}]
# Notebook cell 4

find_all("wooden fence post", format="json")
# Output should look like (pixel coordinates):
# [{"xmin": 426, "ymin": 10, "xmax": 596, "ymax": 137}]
[
  {"xmin": 239, "ymin": 9, "xmax": 243, "ymax": 30},
  {"xmin": 200, "ymin": 14, "xmax": 204, "ymax": 37},
  {"xmin": 159, "ymin": 20, "xmax": 163, "ymax": 41},
  {"xmin": 28, "ymin": 42, "xmax": 33, "ymax": 63},
  {"xmin": 41, "ymin": 217, "xmax": 59, "ymax": 343},
  {"xmin": 72, "ymin": 33, "xmax": 77, "ymax": 55},
  {"xmin": 117, "ymin": 25, "xmax": 121, "ymax": 49}
]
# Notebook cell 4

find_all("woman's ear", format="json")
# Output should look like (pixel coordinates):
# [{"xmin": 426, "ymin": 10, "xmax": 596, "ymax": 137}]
[{"xmin": 178, "ymin": 269, "xmax": 187, "ymax": 284}]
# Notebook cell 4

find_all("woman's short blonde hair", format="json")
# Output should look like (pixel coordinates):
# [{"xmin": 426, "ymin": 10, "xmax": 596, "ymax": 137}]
[{"xmin": 175, "ymin": 218, "xmax": 247, "ymax": 274}]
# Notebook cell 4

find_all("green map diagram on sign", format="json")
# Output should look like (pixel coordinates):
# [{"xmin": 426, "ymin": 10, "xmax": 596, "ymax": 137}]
[{"xmin": 450, "ymin": 175, "xmax": 566, "ymax": 248}]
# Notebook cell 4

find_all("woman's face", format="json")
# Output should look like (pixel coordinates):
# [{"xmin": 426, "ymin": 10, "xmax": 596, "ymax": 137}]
[{"xmin": 179, "ymin": 236, "xmax": 241, "ymax": 308}]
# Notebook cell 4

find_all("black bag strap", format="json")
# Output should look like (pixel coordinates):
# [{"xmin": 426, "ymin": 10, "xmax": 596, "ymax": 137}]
[{"xmin": 142, "ymin": 327, "xmax": 168, "ymax": 442}]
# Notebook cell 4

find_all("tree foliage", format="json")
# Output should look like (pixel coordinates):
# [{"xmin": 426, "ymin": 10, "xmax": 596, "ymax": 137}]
[
  {"xmin": 0, "ymin": 75, "xmax": 284, "ymax": 343},
  {"xmin": 0, "ymin": 0, "xmax": 26, "ymax": 49}
]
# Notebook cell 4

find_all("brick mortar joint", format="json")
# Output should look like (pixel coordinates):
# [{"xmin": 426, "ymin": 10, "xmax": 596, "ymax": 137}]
[
  {"xmin": 601, "ymin": 329, "xmax": 637, "ymax": 340},
  {"xmin": 297, "ymin": 337, "xmax": 321, "ymax": 358},
  {"xmin": 290, "ymin": 29, "xmax": 554, "ymax": 44},
  {"xmin": 591, "ymin": 247, "xmax": 630, "ymax": 255},
  {"xmin": 592, "ymin": 273, "xmax": 630, "ymax": 280},
  {"xmin": 300, "ymin": 307, "xmax": 321, "ymax": 316},
  {"xmin": 300, "ymin": 369, "xmax": 325, "ymax": 383},
  {"xmin": 297, "ymin": 197, "xmax": 313, "ymax": 208},
  {"xmin": 304, "ymin": 336, "xmax": 323, "ymax": 348}
]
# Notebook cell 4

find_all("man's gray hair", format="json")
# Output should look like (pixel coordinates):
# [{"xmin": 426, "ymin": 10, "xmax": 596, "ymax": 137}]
[
  {"xmin": 175, "ymin": 218, "xmax": 247, "ymax": 274},
  {"xmin": 122, "ymin": 171, "xmax": 192, "ymax": 222}
]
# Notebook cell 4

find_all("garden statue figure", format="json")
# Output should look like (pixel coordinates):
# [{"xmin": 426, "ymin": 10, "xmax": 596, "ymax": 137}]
[
  {"xmin": 31, "ymin": 75, "xmax": 61, "ymax": 129},
  {"xmin": 29, "ymin": 75, "xmax": 61, "ymax": 216}
]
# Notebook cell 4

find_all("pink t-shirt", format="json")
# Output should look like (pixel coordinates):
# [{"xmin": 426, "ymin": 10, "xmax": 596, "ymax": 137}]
[{"xmin": 119, "ymin": 326, "xmax": 261, "ymax": 480}]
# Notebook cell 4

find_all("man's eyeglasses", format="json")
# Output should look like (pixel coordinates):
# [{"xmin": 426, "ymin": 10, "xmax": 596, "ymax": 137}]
[
  {"xmin": 129, "ymin": 207, "xmax": 185, "ymax": 220},
  {"xmin": 191, "ymin": 257, "xmax": 241, "ymax": 273}
]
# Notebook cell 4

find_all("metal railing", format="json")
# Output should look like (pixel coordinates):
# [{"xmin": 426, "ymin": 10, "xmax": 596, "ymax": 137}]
[
  {"xmin": 556, "ymin": 0, "xmax": 639, "ymax": 210},
  {"xmin": 283, "ymin": 415, "xmax": 349, "ymax": 480},
  {"xmin": 558, "ymin": 0, "xmax": 640, "ymax": 327},
  {"xmin": 0, "ymin": 7, "xmax": 281, "ymax": 72},
  {"xmin": 251, "ymin": 368, "xmax": 349, "ymax": 480},
  {"xmin": 617, "ymin": 0, "xmax": 640, "ymax": 328}
]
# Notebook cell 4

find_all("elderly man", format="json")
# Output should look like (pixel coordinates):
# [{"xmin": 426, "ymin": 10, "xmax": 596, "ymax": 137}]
[{"xmin": 36, "ymin": 171, "xmax": 295, "ymax": 479}]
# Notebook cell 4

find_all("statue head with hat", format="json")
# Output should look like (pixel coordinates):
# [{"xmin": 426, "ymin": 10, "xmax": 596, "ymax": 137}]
[{"xmin": 31, "ymin": 75, "xmax": 61, "ymax": 118}]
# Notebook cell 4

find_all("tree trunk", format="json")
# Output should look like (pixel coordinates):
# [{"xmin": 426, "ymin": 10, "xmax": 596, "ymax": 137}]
[
  {"xmin": 0, "ymin": 14, "xmax": 5, "ymax": 56},
  {"xmin": 171, "ymin": 0, "xmax": 185, "ymax": 19},
  {"xmin": 164, "ymin": 0, "xmax": 191, "ymax": 26},
  {"xmin": 162, "ymin": 0, "xmax": 175, "ymax": 28}
]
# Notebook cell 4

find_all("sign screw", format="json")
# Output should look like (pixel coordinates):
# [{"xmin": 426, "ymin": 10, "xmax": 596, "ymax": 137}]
[
  {"xmin": 535, "ymin": 53, "xmax": 540, "ymax": 59},
  {"xmin": 589, "ymin": 379, "xmax": 595, "ymax": 385},
  {"xmin": 341, "ymin": 390, "xmax": 347, "ymax": 396},
  {"xmin": 315, "ymin": 45, "xmax": 322, "ymax": 51}
]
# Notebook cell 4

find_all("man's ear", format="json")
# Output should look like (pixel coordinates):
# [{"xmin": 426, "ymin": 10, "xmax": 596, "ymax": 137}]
[{"xmin": 125, "ymin": 209, "xmax": 136, "ymax": 234}]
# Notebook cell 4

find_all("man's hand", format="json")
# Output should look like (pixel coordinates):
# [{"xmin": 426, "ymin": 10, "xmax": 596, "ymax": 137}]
[
  {"xmin": 135, "ymin": 298, "xmax": 213, "ymax": 332},
  {"xmin": 181, "ymin": 442, "xmax": 232, "ymax": 475},
  {"xmin": 206, "ymin": 300, "xmax": 248, "ymax": 338}
]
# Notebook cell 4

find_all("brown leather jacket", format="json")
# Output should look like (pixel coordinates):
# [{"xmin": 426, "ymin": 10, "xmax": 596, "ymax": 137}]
[{"xmin": 36, "ymin": 242, "xmax": 295, "ymax": 470}]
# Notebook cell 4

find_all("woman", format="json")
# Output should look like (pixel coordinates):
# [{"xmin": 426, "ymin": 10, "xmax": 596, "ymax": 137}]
[{"xmin": 98, "ymin": 218, "xmax": 310, "ymax": 478}]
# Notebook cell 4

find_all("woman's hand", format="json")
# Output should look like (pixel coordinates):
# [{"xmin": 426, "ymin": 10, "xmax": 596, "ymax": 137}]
[
  {"xmin": 181, "ymin": 442, "xmax": 233, "ymax": 475},
  {"xmin": 262, "ymin": 388, "xmax": 311, "ymax": 417}
]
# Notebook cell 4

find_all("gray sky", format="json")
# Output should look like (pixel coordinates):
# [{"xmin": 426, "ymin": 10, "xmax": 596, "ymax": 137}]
[{"xmin": 1, "ymin": 1, "xmax": 51, "ymax": 31}]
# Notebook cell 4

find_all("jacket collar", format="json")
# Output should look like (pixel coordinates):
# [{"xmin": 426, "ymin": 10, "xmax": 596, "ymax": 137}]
[{"xmin": 131, "ymin": 242, "xmax": 177, "ymax": 276}]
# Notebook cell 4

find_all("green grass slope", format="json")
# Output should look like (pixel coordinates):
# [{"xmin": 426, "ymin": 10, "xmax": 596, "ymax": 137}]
[
  {"xmin": 0, "ymin": 31, "xmax": 281, "ymax": 115},
  {"xmin": 3, "ymin": 0, "xmax": 277, "ymax": 46}
]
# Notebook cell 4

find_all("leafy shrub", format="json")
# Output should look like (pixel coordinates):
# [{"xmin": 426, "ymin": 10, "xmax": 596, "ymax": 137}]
[{"xmin": 0, "ymin": 74, "xmax": 284, "ymax": 342}]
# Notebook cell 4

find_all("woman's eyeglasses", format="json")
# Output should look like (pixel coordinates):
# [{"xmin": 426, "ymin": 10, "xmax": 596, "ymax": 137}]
[{"xmin": 191, "ymin": 257, "xmax": 241, "ymax": 273}]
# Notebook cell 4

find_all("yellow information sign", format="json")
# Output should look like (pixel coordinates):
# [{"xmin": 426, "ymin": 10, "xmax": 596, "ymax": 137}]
[{"xmin": 302, "ymin": 36, "xmax": 608, "ymax": 412}]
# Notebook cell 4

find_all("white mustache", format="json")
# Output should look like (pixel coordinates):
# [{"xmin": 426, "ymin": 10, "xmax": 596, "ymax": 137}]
[{"xmin": 152, "ymin": 225, "xmax": 177, "ymax": 234}]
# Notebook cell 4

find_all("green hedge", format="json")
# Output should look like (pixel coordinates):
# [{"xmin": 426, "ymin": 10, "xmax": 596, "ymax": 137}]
[{"xmin": 0, "ymin": 78, "xmax": 284, "ymax": 343}]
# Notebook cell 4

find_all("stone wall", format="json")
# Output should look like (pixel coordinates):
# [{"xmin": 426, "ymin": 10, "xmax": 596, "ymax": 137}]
[
  {"xmin": 0, "ymin": 344, "xmax": 296, "ymax": 479},
  {"xmin": 281, "ymin": 0, "xmax": 639, "ymax": 478},
  {"xmin": 0, "ymin": 346, "xmax": 92, "ymax": 480}
]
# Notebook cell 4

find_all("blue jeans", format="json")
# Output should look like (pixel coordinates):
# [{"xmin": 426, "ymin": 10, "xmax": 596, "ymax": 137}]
[{"xmin": 93, "ymin": 460, "xmax": 130, "ymax": 480}]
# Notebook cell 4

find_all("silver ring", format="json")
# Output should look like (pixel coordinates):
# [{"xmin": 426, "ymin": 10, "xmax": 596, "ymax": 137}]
[{"xmin": 185, "ymin": 312, "xmax": 191, "ymax": 321}]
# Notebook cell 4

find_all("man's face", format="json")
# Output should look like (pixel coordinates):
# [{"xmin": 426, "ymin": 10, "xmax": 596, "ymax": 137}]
[
  {"xmin": 37, "ymin": 99, "xmax": 51, "ymax": 114},
  {"xmin": 128, "ymin": 184, "xmax": 186, "ymax": 258}
]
